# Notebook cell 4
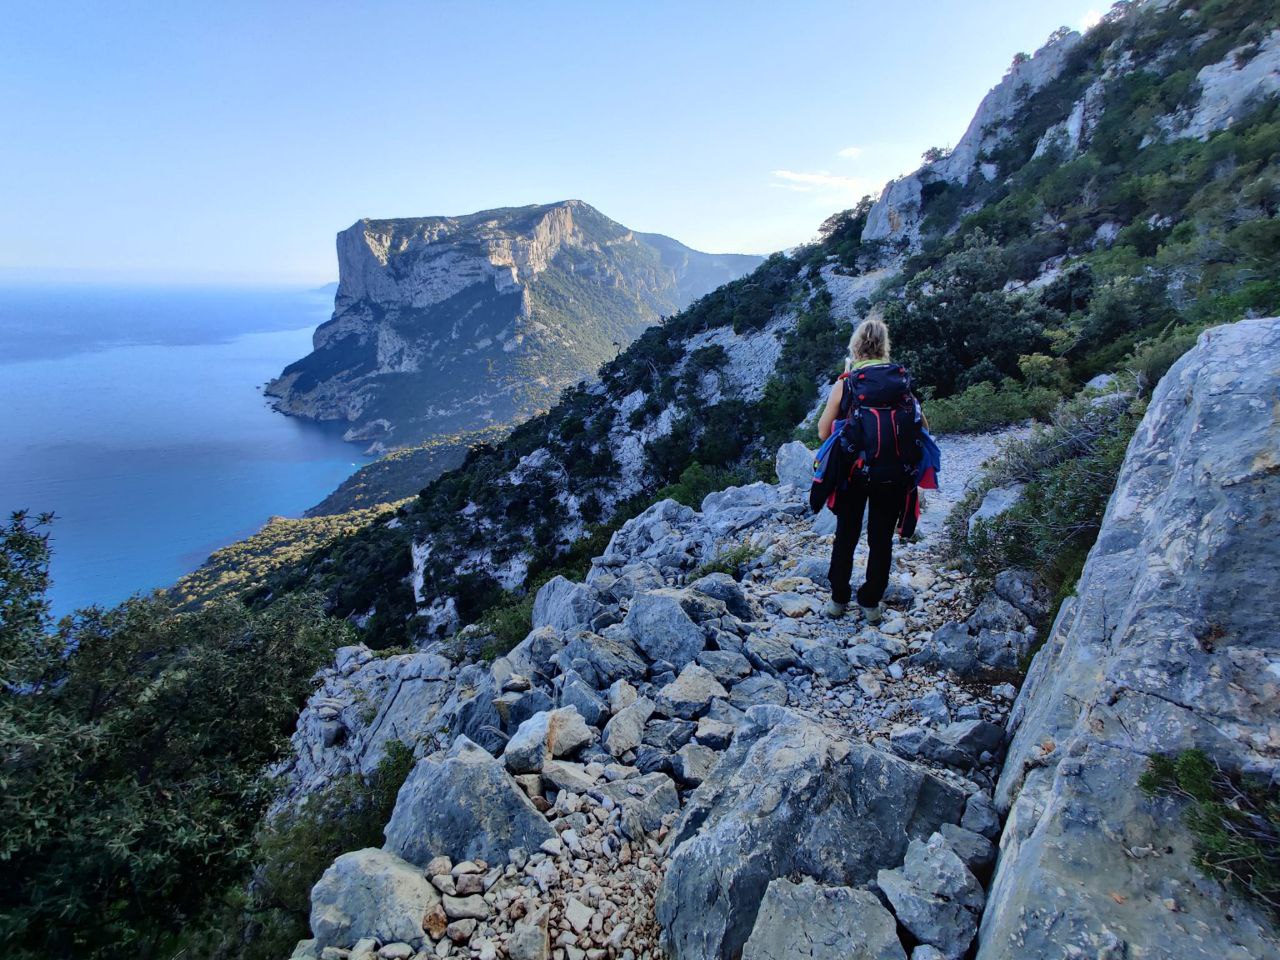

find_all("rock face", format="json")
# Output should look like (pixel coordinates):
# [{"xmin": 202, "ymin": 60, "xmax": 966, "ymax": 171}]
[
  {"xmin": 980, "ymin": 318, "xmax": 1280, "ymax": 959},
  {"xmin": 657, "ymin": 706, "xmax": 966, "ymax": 960},
  {"xmin": 266, "ymin": 200, "xmax": 761, "ymax": 446},
  {"xmin": 863, "ymin": 29, "xmax": 1083, "ymax": 248}
]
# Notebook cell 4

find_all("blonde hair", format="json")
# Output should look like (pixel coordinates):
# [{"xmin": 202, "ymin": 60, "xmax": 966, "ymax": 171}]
[{"xmin": 846, "ymin": 306, "xmax": 891, "ymax": 371}]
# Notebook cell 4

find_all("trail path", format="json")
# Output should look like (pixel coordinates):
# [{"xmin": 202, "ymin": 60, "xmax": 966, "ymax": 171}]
[{"xmin": 289, "ymin": 428, "xmax": 1036, "ymax": 960}]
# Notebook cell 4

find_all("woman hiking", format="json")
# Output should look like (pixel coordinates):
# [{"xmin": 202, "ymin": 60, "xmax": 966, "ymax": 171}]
[{"xmin": 816, "ymin": 309, "xmax": 925, "ymax": 623}]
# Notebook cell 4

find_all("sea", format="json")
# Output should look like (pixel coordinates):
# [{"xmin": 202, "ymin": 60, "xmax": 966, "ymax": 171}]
[{"xmin": 0, "ymin": 283, "xmax": 368, "ymax": 618}]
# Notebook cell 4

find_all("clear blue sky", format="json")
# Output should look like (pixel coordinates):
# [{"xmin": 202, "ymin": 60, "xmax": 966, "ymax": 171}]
[{"xmin": 1, "ymin": 1, "xmax": 1105, "ymax": 284}]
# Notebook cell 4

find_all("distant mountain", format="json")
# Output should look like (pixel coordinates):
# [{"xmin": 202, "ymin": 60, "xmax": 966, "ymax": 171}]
[{"xmin": 266, "ymin": 201, "xmax": 762, "ymax": 447}]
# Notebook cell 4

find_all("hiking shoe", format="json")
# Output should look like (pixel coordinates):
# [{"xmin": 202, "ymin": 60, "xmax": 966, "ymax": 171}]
[
  {"xmin": 824, "ymin": 600, "xmax": 848, "ymax": 618},
  {"xmin": 859, "ymin": 602, "xmax": 884, "ymax": 625}
]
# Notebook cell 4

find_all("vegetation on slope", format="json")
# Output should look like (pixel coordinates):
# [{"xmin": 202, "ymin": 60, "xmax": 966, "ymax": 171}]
[
  {"xmin": 0, "ymin": 512, "xmax": 350, "ymax": 959},
  {"xmin": 1141, "ymin": 749, "xmax": 1280, "ymax": 919}
]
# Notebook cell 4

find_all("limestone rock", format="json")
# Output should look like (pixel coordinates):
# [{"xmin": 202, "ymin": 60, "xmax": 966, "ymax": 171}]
[
  {"xmin": 505, "ymin": 626, "xmax": 568, "ymax": 681},
  {"xmin": 729, "ymin": 674, "xmax": 788, "ymax": 709},
  {"xmin": 656, "ymin": 663, "xmax": 730, "ymax": 719},
  {"xmin": 671, "ymin": 741, "xmax": 719, "ymax": 786},
  {"xmin": 688, "ymin": 571, "xmax": 762, "ymax": 621},
  {"xmin": 310, "ymin": 848, "xmax": 439, "ymax": 950},
  {"xmin": 878, "ymin": 836, "xmax": 983, "ymax": 960},
  {"xmin": 982, "ymin": 318, "xmax": 1280, "ymax": 960},
  {"xmin": 592, "ymin": 771, "xmax": 679, "ymax": 839},
  {"xmin": 774, "ymin": 441, "xmax": 813, "ymax": 489},
  {"xmin": 532, "ymin": 576, "xmax": 605, "ymax": 634},
  {"xmin": 966, "ymin": 484, "xmax": 1025, "ymax": 536},
  {"xmin": 558, "ymin": 669, "xmax": 608, "ymax": 727},
  {"xmin": 624, "ymin": 588, "xmax": 711, "ymax": 668},
  {"xmin": 741, "ymin": 876, "xmax": 905, "ymax": 960},
  {"xmin": 602, "ymin": 697, "xmax": 656, "ymax": 757},
  {"xmin": 657, "ymin": 707, "xmax": 965, "ymax": 960},
  {"xmin": 503, "ymin": 707, "xmax": 596, "ymax": 773},
  {"xmin": 383, "ymin": 736, "xmax": 555, "ymax": 867},
  {"xmin": 556, "ymin": 630, "xmax": 647, "ymax": 686}
]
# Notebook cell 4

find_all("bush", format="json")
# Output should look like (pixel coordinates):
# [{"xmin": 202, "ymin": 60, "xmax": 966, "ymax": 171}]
[
  {"xmin": 926, "ymin": 379, "xmax": 1061, "ymax": 434},
  {"xmin": 1, "ymin": 511, "xmax": 351, "ymax": 959},
  {"xmin": 203, "ymin": 740, "xmax": 417, "ymax": 960},
  {"xmin": 690, "ymin": 541, "xmax": 764, "ymax": 581},
  {"xmin": 944, "ymin": 388, "xmax": 1146, "ymax": 607},
  {"xmin": 1141, "ymin": 749, "xmax": 1280, "ymax": 917}
]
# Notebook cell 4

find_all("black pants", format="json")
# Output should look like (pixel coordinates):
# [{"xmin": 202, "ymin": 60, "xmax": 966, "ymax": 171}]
[{"xmin": 827, "ymin": 481, "xmax": 901, "ymax": 607}]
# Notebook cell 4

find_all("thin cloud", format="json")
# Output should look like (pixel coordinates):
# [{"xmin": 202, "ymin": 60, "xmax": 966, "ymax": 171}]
[
  {"xmin": 837, "ymin": 145, "xmax": 864, "ymax": 159},
  {"xmin": 772, "ymin": 169, "xmax": 861, "ymax": 191},
  {"xmin": 1079, "ymin": 9, "xmax": 1102, "ymax": 30}
]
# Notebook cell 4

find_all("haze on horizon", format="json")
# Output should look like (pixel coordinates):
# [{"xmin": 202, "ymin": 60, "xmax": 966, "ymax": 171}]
[{"xmin": 1, "ymin": 0, "xmax": 1105, "ymax": 285}]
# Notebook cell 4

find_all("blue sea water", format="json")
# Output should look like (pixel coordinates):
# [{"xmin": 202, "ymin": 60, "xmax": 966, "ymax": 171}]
[{"xmin": 0, "ymin": 284, "xmax": 366, "ymax": 617}]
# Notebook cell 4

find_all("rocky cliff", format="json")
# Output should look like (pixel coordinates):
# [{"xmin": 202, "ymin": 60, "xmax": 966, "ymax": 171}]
[
  {"xmin": 978, "ymin": 317, "xmax": 1280, "ymax": 959},
  {"xmin": 265, "ymin": 201, "xmax": 761, "ymax": 448}
]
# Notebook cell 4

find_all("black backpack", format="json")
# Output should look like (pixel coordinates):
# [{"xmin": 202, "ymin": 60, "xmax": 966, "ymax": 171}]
[{"xmin": 809, "ymin": 363, "xmax": 923, "ymax": 513}]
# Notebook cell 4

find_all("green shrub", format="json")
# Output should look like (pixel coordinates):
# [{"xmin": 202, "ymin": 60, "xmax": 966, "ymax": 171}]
[
  {"xmin": 1141, "ymin": 749, "xmax": 1280, "ymax": 917},
  {"xmin": 691, "ymin": 541, "xmax": 764, "ymax": 581},
  {"xmin": 945, "ymin": 388, "xmax": 1146, "ymax": 604},
  {"xmin": 927, "ymin": 379, "xmax": 1061, "ymax": 434},
  {"xmin": 0, "ymin": 511, "xmax": 351, "ymax": 959},
  {"xmin": 208, "ymin": 740, "xmax": 418, "ymax": 960}
]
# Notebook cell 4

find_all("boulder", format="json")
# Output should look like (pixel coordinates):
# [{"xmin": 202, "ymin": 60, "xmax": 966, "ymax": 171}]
[
  {"xmin": 801, "ymin": 642, "xmax": 856, "ymax": 682},
  {"xmin": 774, "ymin": 440, "xmax": 813, "ymax": 489},
  {"xmin": 741, "ymin": 876, "xmax": 905, "ymax": 960},
  {"xmin": 744, "ymin": 633, "xmax": 800, "ymax": 673},
  {"xmin": 493, "ymin": 687, "xmax": 553, "ymax": 732},
  {"xmin": 656, "ymin": 664, "xmax": 730, "ymax": 719},
  {"xmin": 432, "ymin": 665, "xmax": 505, "ymax": 755},
  {"xmin": 540, "ymin": 759, "xmax": 596, "ymax": 794},
  {"xmin": 991, "ymin": 568, "xmax": 1047, "ymax": 621},
  {"xmin": 671, "ymin": 742, "xmax": 719, "ymax": 786},
  {"xmin": 602, "ymin": 697, "xmax": 656, "ymax": 757},
  {"xmin": 624, "ymin": 589, "xmax": 712, "ymax": 668},
  {"xmin": 791, "ymin": 555, "xmax": 831, "ymax": 589},
  {"xmin": 310, "ymin": 848, "xmax": 439, "ymax": 950},
  {"xmin": 558, "ymin": 670, "xmax": 608, "ymax": 727},
  {"xmin": 918, "ymin": 720, "xmax": 1004, "ymax": 769},
  {"xmin": 878, "ymin": 836, "xmax": 983, "ymax": 960},
  {"xmin": 966, "ymin": 484, "xmax": 1024, "ymax": 537},
  {"xmin": 505, "ymin": 626, "xmax": 567, "ymax": 682},
  {"xmin": 696, "ymin": 648, "xmax": 754, "ymax": 685},
  {"xmin": 688, "ymin": 572, "xmax": 762, "ymax": 621},
  {"xmin": 532, "ymin": 576, "xmax": 605, "ymax": 634},
  {"xmin": 384, "ymin": 736, "xmax": 555, "ymax": 867},
  {"xmin": 937, "ymin": 823, "xmax": 995, "ymax": 873},
  {"xmin": 657, "ymin": 707, "xmax": 966, "ymax": 960},
  {"xmin": 729, "ymin": 674, "xmax": 788, "ymax": 709},
  {"xmin": 503, "ymin": 707, "xmax": 596, "ymax": 773},
  {"xmin": 694, "ymin": 716, "xmax": 735, "ymax": 749},
  {"xmin": 965, "ymin": 595, "xmax": 1029, "ymax": 633},
  {"xmin": 556, "ymin": 630, "xmax": 647, "ymax": 686},
  {"xmin": 592, "ymin": 772, "xmax": 679, "ymax": 839},
  {"xmin": 982, "ymin": 318, "xmax": 1280, "ymax": 960},
  {"xmin": 608, "ymin": 678, "xmax": 638, "ymax": 714},
  {"xmin": 643, "ymin": 718, "xmax": 697, "ymax": 751}
]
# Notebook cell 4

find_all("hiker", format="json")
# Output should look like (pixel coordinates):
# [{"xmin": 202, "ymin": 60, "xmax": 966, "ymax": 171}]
[{"xmin": 816, "ymin": 308, "xmax": 926, "ymax": 622}]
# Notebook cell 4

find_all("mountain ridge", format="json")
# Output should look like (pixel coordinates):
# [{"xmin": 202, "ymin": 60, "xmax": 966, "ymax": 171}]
[{"xmin": 265, "ymin": 200, "xmax": 763, "ymax": 451}]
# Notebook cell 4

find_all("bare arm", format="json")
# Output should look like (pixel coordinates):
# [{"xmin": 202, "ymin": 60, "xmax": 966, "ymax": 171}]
[{"xmin": 817, "ymin": 380, "xmax": 844, "ymax": 441}]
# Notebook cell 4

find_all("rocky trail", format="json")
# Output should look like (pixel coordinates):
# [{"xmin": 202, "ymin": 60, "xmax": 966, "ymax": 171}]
[{"xmin": 290, "ymin": 425, "xmax": 1044, "ymax": 960}]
